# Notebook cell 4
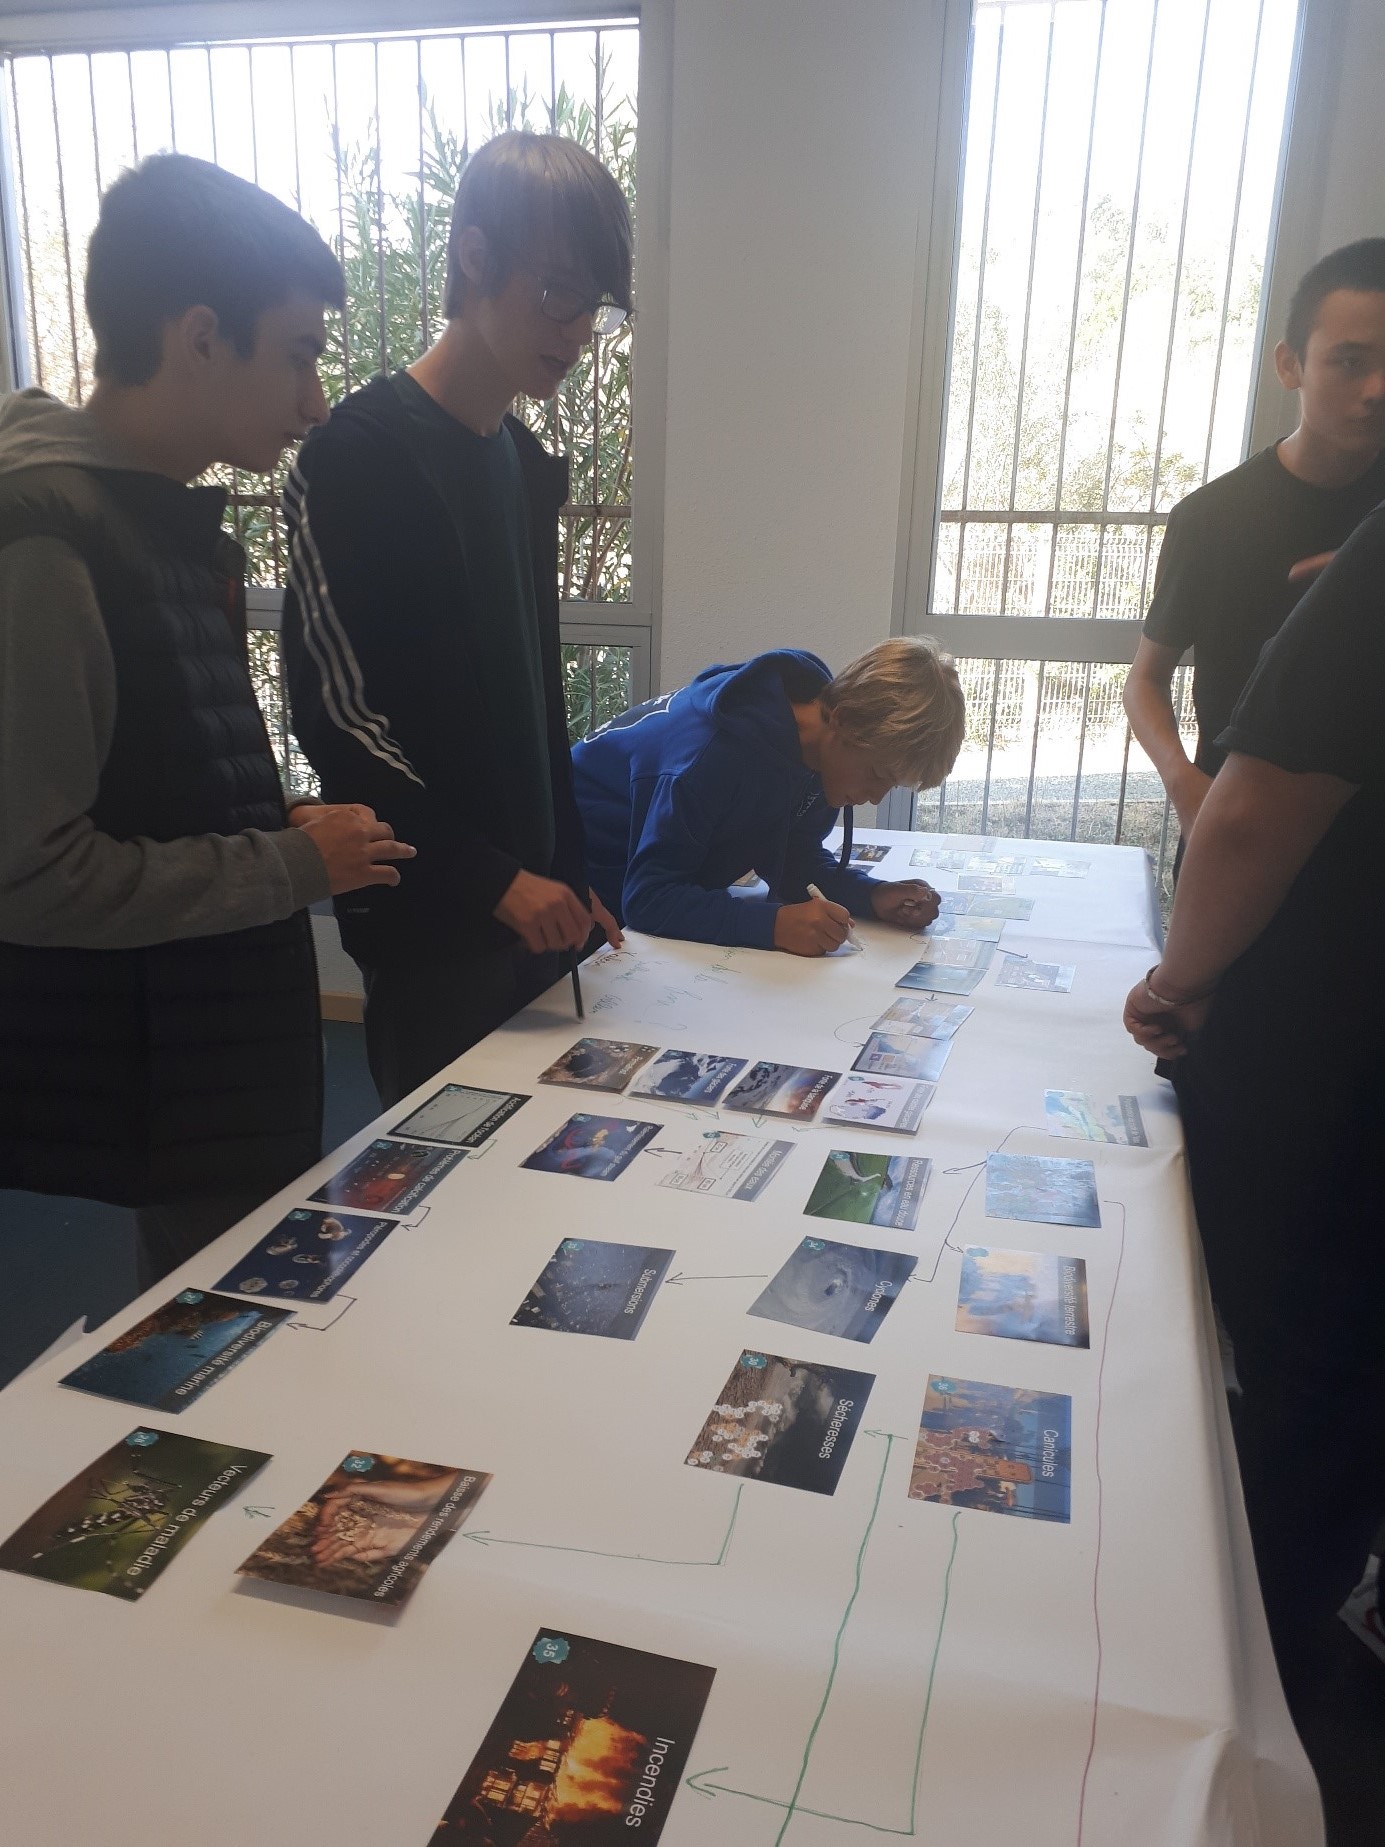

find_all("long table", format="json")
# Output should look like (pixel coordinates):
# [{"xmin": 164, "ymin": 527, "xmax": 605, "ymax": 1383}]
[{"xmin": 0, "ymin": 833, "xmax": 1323, "ymax": 1844}]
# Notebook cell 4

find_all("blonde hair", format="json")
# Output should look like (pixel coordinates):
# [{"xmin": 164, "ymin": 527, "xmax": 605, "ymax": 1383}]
[{"xmin": 821, "ymin": 637, "xmax": 965, "ymax": 791}]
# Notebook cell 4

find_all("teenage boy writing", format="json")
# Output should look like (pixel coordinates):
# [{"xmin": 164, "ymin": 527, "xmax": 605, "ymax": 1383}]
[
  {"xmin": 1123, "ymin": 239, "xmax": 1385, "ymax": 837},
  {"xmin": 0, "ymin": 155, "xmax": 413, "ymax": 1282},
  {"xmin": 283, "ymin": 132, "xmax": 632, "ymax": 1106},
  {"xmin": 572, "ymin": 639, "xmax": 966, "ymax": 954}
]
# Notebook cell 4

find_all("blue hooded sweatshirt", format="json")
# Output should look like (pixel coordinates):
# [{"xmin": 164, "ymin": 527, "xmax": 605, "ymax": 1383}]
[{"xmin": 571, "ymin": 649, "xmax": 880, "ymax": 948}]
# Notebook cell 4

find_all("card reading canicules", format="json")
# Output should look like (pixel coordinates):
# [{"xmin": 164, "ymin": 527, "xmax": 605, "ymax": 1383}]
[
  {"xmin": 910, "ymin": 1375, "xmax": 1072, "ymax": 1522},
  {"xmin": 685, "ymin": 1349, "xmax": 873, "ymax": 1494}
]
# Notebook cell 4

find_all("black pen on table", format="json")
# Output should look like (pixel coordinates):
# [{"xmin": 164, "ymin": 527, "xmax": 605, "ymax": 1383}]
[{"xmin": 569, "ymin": 946, "xmax": 585, "ymax": 1019}]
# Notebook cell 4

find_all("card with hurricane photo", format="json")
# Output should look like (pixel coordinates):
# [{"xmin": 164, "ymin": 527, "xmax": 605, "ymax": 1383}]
[
  {"xmin": 686, "ymin": 1349, "xmax": 874, "ymax": 1494},
  {"xmin": 1044, "ymin": 1089, "xmax": 1148, "ymax": 1147},
  {"xmin": 850, "ymin": 843, "xmax": 889, "ymax": 862},
  {"xmin": 626, "ymin": 1048, "xmax": 747, "ymax": 1105},
  {"xmin": 803, "ymin": 1150, "xmax": 932, "ymax": 1232},
  {"xmin": 956, "ymin": 1247, "xmax": 1090, "ymax": 1347},
  {"xmin": 851, "ymin": 1032, "xmax": 951, "ymax": 1084},
  {"xmin": 538, "ymin": 1037, "xmax": 660, "ymax": 1093},
  {"xmin": 390, "ymin": 1083, "xmax": 530, "ymax": 1148},
  {"xmin": 215, "ymin": 1206, "xmax": 396, "ymax": 1304},
  {"xmin": 60, "ymin": 1289, "xmax": 290, "ymax": 1412},
  {"xmin": 985, "ymin": 1152, "xmax": 1100, "ymax": 1227},
  {"xmin": 909, "ymin": 1375, "xmax": 1071, "ymax": 1522},
  {"xmin": 511, "ymin": 1238, "xmax": 673, "ymax": 1339},
  {"xmin": 653, "ymin": 1130, "xmax": 793, "ymax": 1201},
  {"xmin": 996, "ymin": 958, "xmax": 1074, "ymax": 993},
  {"xmin": 722, "ymin": 1061, "xmax": 841, "ymax": 1121},
  {"xmin": 872, "ymin": 998, "xmax": 973, "ymax": 1040},
  {"xmin": 823, "ymin": 1074, "xmax": 934, "ymax": 1133},
  {"xmin": 310, "ymin": 1139, "xmax": 464, "ymax": 1215},
  {"xmin": 749, "ymin": 1237, "xmax": 916, "ymax": 1343},
  {"xmin": 522, "ymin": 1114, "xmax": 661, "ymax": 1182}
]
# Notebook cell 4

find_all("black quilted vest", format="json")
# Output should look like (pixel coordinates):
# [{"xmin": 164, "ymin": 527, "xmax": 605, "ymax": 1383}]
[{"xmin": 0, "ymin": 464, "xmax": 321, "ymax": 1206}]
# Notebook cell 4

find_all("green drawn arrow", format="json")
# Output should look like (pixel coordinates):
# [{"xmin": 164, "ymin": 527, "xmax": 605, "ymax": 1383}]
[
  {"xmin": 685, "ymin": 1435, "xmax": 962, "ymax": 1841},
  {"xmin": 462, "ymin": 1483, "xmax": 744, "ymax": 1568}
]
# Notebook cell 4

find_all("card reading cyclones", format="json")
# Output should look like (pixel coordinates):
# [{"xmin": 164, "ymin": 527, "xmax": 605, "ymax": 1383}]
[
  {"xmin": 749, "ymin": 1238, "xmax": 916, "ymax": 1343},
  {"xmin": 215, "ymin": 1206, "xmax": 396, "ymax": 1303},
  {"xmin": 910, "ymin": 1375, "xmax": 1072, "ymax": 1523},
  {"xmin": 686, "ymin": 1349, "xmax": 873, "ymax": 1494},
  {"xmin": 60, "ymin": 1289, "xmax": 291, "ymax": 1411},
  {"xmin": 430, "ymin": 1629, "xmax": 715, "ymax": 1843},
  {"xmin": 390, "ymin": 1082, "xmax": 530, "ymax": 1147},
  {"xmin": 511, "ymin": 1238, "xmax": 673, "ymax": 1339},
  {"xmin": 538, "ymin": 1037, "xmax": 659, "ymax": 1093},
  {"xmin": 237, "ymin": 1452, "xmax": 490, "ymax": 1607},
  {"xmin": 311, "ymin": 1138, "xmax": 464, "ymax": 1215}
]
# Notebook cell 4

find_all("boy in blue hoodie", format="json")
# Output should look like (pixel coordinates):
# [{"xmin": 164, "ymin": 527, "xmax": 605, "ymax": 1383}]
[{"xmin": 572, "ymin": 638, "xmax": 965, "ymax": 955}]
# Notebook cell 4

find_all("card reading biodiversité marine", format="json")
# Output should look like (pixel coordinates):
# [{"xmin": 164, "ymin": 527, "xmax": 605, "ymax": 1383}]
[
  {"xmin": 522, "ymin": 1113, "xmax": 661, "ymax": 1182},
  {"xmin": 823, "ymin": 1074, "xmax": 934, "ymax": 1133},
  {"xmin": 626, "ymin": 1047, "xmax": 747, "ymax": 1105},
  {"xmin": 60, "ymin": 1289, "xmax": 290, "ymax": 1412},
  {"xmin": 723, "ymin": 1060, "xmax": 841, "ymax": 1120},
  {"xmin": 749, "ymin": 1237, "xmax": 916, "ymax": 1343},
  {"xmin": 310, "ymin": 1138, "xmax": 464, "ymax": 1216},
  {"xmin": 0, "ymin": 1427, "xmax": 270, "ymax": 1600},
  {"xmin": 654, "ymin": 1130, "xmax": 793, "ymax": 1200},
  {"xmin": 872, "ymin": 997, "xmax": 973, "ymax": 1040},
  {"xmin": 803, "ymin": 1149, "xmax": 932, "ymax": 1231},
  {"xmin": 956, "ymin": 1247, "xmax": 1090, "ymax": 1347},
  {"xmin": 511, "ymin": 1237, "xmax": 673, "ymax": 1338},
  {"xmin": 236, "ymin": 1451, "xmax": 490, "ymax": 1608},
  {"xmin": 215, "ymin": 1206, "xmax": 396, "ymax": 1304},
  {"xmin": 429, "ymin": 1628, "xmax": 716, "ymax": 1844},
  {"xmin": 910, "ymin": 1375, "xmax": 1072, "ymax": 1522},
  {"xmin": 538, "ymin": 1036, "xmax": 660, "ymax": 1093},
  {"xmin": 389, "ymin": 1082, "xmax": 529, "ymax": 1147},
  {"xmin": 852, "ymin": 1032, "xmax": 951, "ymax": 1084},
  {"xmin": 985, "ymin": 1151, "xmax": 1100, "ymax": 1227},
  {"xmin": 686, "ymin": 1349, "xmax": 873, "ymax": 1494}
]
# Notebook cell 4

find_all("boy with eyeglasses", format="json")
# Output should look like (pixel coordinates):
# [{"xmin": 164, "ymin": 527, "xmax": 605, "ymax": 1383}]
[{"xmin": 283, "ymin": 131, "xmax": 632, "ymax": 1106}]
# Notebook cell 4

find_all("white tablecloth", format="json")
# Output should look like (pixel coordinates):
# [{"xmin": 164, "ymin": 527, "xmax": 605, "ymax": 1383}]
[{"xmin": 0, "ymin": 833, "xmax": 1323, "ymax": 1845}]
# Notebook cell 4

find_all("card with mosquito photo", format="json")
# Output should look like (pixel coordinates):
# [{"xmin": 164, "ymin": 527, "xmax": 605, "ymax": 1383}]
[
  {"xmin": 522, "ymin": 1113, "xmax": 662, "ymax": 1182},
  {"xmin": 852, "ymin": 1032, "xmax": 951, "ymax": 1084},
  {"xmin": 538, "ymin": 1037, "xmax": 659, "ymax": 1093},
  {"xmin": 652, "ymin": 1129, "xmax": 793, "ymax": 1201},
  {"xmin": 803, "ymin": 1149, "xmax": 932, "ymax": 1232},
  {"xmin": 986, "ymin": 1151, "xmax": 1100, "ymax": 1227},
  {"xmin": 429, "ymin": 1628, "xmax": 716, "ymax": 1844},
  {"xmin": 895, "ymin": 958, "xmax": 988, "ymax": 996},
  {"xmin": 511, "ymin": 1238, "xmax": 673, "ymax": 1339},
  {"xmin": 686, "ymin": 1349, "xmax": 874, "ymax": 1495},
  {"xmin": 0, "ymin": 1427, "xmax": 270, "ymax": 1601},
  {"xmin": 749, "ymin": 1237, "xmax": 916, "ymax": 1344},
  {"xmin": 850, "ymin": 842, "xmax": 890, "ymax": 862},
  {"xmin": 956, "ymin": 1247, "xmax": 1090, "ymax": 1347},
  {"xmin": 237, "ymin": 1451, "xmax": 490, "ymax": 1609},
  {"xmin": 390, "ymin": 1082, "xmax": 530, "ymax": 1148},
  {"xmin": 996, "ymin": 957, "xmax": 1075, "ymax": 993},
  {"xmin": 1028, "ymin": 856, "xmax": 1090, "ymax": 878},
  {"xmin": 873, "ymin": 997, "xmax": 973, "ymax": 1040},
  {"xmin": 1045, "ymin": 1089, "xmax": 1148, "ymax": 1147},
  {"xmin": 626, "ymin": 1047, "xmax": 747, "ymax": 1105},
  {"xmin": 310, "ymin": 1138, "xmax": 465, "ymax": 1216},
  {"xmin": 823, "ymin": 1074, "xmax": 934, "ymax": 1133},
  {"xmin": 958, "ymin": 873, "xmax": 1014, "ymax": 894},
  {"xmin": 722, "ymin": 1060, "xmax": 841, "ymax": 1120},
  {"xmin": 909, "ymin": 1375, "xmax": 1072, "ymax": 1522},
  {"xmin": 59, "ymin": 1289, "xmax": 290, "ymax": 1413},
  {"xmin": 214, "ymin": 1206, "xmax": 396, "ymax": 1304}
]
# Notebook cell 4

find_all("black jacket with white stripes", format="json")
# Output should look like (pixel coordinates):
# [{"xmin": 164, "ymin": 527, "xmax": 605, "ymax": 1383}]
[{"xmin": 281, "ymin": 374, "xmax": 587, "ymax": 964}]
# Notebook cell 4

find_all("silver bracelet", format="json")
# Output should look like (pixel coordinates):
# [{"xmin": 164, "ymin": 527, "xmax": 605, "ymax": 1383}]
[{"xmin": 1143, "ymin": 966, "xmax": 1209, "ymax": 1009}]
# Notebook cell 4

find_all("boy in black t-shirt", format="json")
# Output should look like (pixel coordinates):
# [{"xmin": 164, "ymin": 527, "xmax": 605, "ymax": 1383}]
[{"xmin": 1124, "ymin": 240, "xmax": 1385, "ymax": 838}]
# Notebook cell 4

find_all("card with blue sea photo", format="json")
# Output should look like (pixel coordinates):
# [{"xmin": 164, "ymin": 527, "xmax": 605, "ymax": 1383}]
[
  {"xmin": 910, "ymin": 1376, "xmax": 1071, "ymax": 1521},
  {"xmin": 214, "ymin": 1207, "xmax": 396, "ymax": 1303},
  {"xmin": 956, "ymin": 1247, "xmax": 1090, "ymax": 1347},
  {"xmin": 895, "ymin": 958, "xmax": 988, "ymax": 997},
  {"xmin": 986, "ymin": 1151, "xmax": 1100, "ymax": 1227},
  {"xmin": 311, "ymin": 1138, "xmax": 465, "ymax": 1215},
  {"xmin": 60, "ymin": 1290, "xmax": 290, "ymax": 1412},
  {"xmin": 750, "ymin": 1237, "xmax": 916, "ymax": 1343},
  {"xmin": 852, "ymin": 1032, "xmax": 951, "ymax": 1083},
  {"xmin": 539, "ymin": 1037, "xmax": 659, "ymax": 1093},
  {"xmin": 824, "ymin": 1074, "xmax": 934, "ymax": 1133},
  {"xmin": 522, "ymin": 1114, "xmax": 661, "ymax": 1181},
  {"xmin": 1045, "ymin": 1089, "xmax": 1148, "ymax": 1146},
  {"xmin": 390, "ymin": 1082, "xmax": 529, "ymax": 1147},
  {"xmin": 686, "ymin": 1350, "xmax": 874, "ymax": 1494},
  {"xmin": 654, "ymin": 1130, "xmax": 793, "ymax": 1201},
  {"xmin": 626, "ymin": 1047, "xmax": 748, "ymax": 1105},
  {"xmin": 723, "ymin": 1060, "xmax": 841, "ymax": 1120},
  {"xmin": 850, "ymin": 843, "xmax": 889, "ymax": 862},
  {"xmin": 996, "ymin": 957, "xmax": 1075, "ymax": 993},
  {"xmin": 512, "ymin": 1238, "xmax": 674, "ymax": 1338},
  {"xmin": 873, "ymin": 997, "xmax": 973, "ymax": 1040},
  {"xmin": 804, "ymin": 1149, "xmax": 932, "ymax": 1231}
]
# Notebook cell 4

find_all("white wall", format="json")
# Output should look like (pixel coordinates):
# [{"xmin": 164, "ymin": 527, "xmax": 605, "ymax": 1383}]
[{"xmin": 655, "ymin": 0, "xmax": 938, "ymax": 690}]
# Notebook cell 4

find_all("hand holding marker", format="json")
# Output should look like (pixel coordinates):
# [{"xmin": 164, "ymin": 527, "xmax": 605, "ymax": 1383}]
[{"xmin": 806, "ymin": 883, "xmax": 864, "ymax": 954}]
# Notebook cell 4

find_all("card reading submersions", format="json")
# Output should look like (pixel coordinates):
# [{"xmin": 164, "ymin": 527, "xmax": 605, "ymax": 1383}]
[
  {"xmin": 749, "ymin": 1238, "xmax": 916, "ymax": 1343},
  {"xmin": 215, "ymin": 1207, "xmax": 396, "ymax": 1304},
  {"xmin": 686, "ymin": 1349, "xmax": 874, "ymax": 1494},
  {"xmin": 511, "ymin": 1238, "xmax": 673, "ymax": 1339},
  {"xmin": 956, "ymin": 1247, "xmax": 1090, "ymax": 1348},
  {"xmin": 910, "ymin": 1375, "xmax": 1072, "ymax": 1523},
  {"xmin": 522, "ymin": 1114, "xmax": 661, "ymax": 1182},
  {"xmin": 311, "ymin": 1138, "xmax": 465, "ymax": 1215},
  {"xmin": 60, "ymin": 1289, "xmax": 291, "ymax": 1412},
  {"xmin": 390, "ymin": 1083, "xmax": 530, "ymax": 1147},
  {"xmin": 538, "ymin": 1037, "xmax": 660, "ymax": 1093}
]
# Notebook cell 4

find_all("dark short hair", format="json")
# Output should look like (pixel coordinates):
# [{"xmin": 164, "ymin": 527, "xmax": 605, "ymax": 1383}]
[
  {"xmin": 443, "ymin": 130, "xmax": 633, "ymax": 319},
  {"xmin": 1285, "ymin": 238, "xmax": 1385, "ymax": 359},
  {"xmin": 86, "ymin": 153, "xmax": 345, "ymax": 385}
]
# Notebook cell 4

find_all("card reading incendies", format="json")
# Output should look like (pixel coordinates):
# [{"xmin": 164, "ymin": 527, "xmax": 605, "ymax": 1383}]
[
  {"xmin": 60, "ymin": 1289, "xmax": 290, "ymax": 1412},
  {"xmin": 852, "ymin": 1032, "xmax": 951, "ymax": 1084},
  {"xmin": 428, "ymin": 1629, "xmax": 716, "ymax": 1844},
  {"xmin": 956, "ymin": 1247, "xmax": 1090, "ymax": 1348},
  {"xmin": 215, "ymin": 1207, "xmax": 396, "ymax": 1304},
  {"xmin": 237, "ymin": 1452, "xmax": 490, "ymax": 1608},
  {"xmin": 538, "ymin": 1037, "xmax": 659, "ymax": 1093},
  {"xmin": 391, "ymin": 1083, "xmax": 530, "ymax": 1148},
  {"xmin": 654, "ymin": 1130, "xmax": 792, "ymax": 1201},
  {"xmin": 512, "ymin": 1238, "xmax": 673, "ymax": 1339},
  {"xmin": 985, "ymin": 1152, "xmax": 1100, "ymax": 1228},
  {"xmin": 909, "ymin": 1376, "xmax": 1072, "ymax": 1523},
  {"xmin": 0, "ymin": 1427, "xmax": 270, "ymax": 1600},
  {"xmin": 626, "ymin": 1048, "xmax": 747, "ymax": 1105},
  {"xmin": 823, "ymin": 1074, "xmax": 934, "ymax": 1134},
  {"xmin": 685, "ymin": 1350, "xmax": 873, "ymax": 1495},
  {"xmin": 723, "ymin": 1061, "xmax": 841, "ymax": 1120},
  {"xmin": 311, "ymin": 1139, "xmax": 464, "ymax": 1216},
  {"xmin": 522, "ymin": 1114, "xmax": 661, "ymax": 1182},
  {"xmin": 749, "ymin": 1238, "xmax": 916, "ymax": 1343},
  {"xmin": 804, "ymin": 1150, "xmax": 932, "ymax": 1232}
]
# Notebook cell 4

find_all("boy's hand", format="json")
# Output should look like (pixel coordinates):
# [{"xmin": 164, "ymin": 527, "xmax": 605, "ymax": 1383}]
[
  {"xmin": 589, "ymin": 888, "xmax": 624, "ymax": 949},
  {"xmin": 495, "ymin": 869, "xmax": 592, "ymax": 954},
  {"xmin": 293, "ymin": 803, "xmax": 416, "ymax": 894},
  {"xmin": 870, "ymin": 879, "xmax": 940, "ymax": 930},
  {"xmin": 774, "ymin": 896, "xmax": 850, "ymax": 956}
]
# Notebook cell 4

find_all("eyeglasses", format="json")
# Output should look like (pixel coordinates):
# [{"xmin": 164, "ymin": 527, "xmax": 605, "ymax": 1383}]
[{"xmin": 537, "ymin": 276, "xmax": 629, "ymax": 337}]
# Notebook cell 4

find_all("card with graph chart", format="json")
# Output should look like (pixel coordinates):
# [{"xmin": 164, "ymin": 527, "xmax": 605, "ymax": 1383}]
[
  {"xmin": 310, "ymin": 1138, "xmax": 464, "ymax": 1215},
  {"xmin": 909, "ymin": 1376, "xmax": 1072, "ymax": 1522},
  {"xmin": 686, "ymin": 1350, "xmax": 874, "ymax": 1494},
  {"xmin": 873, "ymin": 998, "xmax": 973, "ymax": 1040},
  {"xmin": 986, "ymin": 1151, "xmax": 1100, "ymax": 1227},
  {"xmin": 804, "ymin": 1150, "xmax": 932, "ymax": 1232},
  {"xmin": 0, "ymin": 1427, "xmax": 269, "ymax": 1600},
  {"xmin": 390, "ymin": 1082, "xmax": 530, "ymax": 1147},
  {"xmin": 60, "ymin": 1289, "xmax": 290, "ymax": 1412},
  {"xmin": 852, "ymin": 1032, "xmax": 951, "ymax": 1083},
  {"xmin": 215, "ymin": 1207, "xmax": 397, "ymax": 1304},
  {"xmin": 723, "ymin": 1061, "xmax": 841, "ymax": 1120},
  {"xmin": 626, "ymin": 1048, "xmax": 747, "ymax": 1105},
  {"xmin": 522, "ymin": 1114, "xmax": 661, "ymax": 1182},
  {"xmin": 511, "ymin": 1238, "xmax": 673, "ymax": 1339},
  {"xmin": 429, "ymin": 1629, "xmax": 716, "ymax": 1844},
  {"xmin": 956, "ymin": 1247, "xmax": 1090, "ymax": 1347},
  {"xmin": 653, "ymin": 1130, "xmax": 792, "ymax": 1201},
  {"xmin": 749, "ymin": 1237, "xmax": 916, "ymax": 1343},
  {"xmin": 539, "ymin": 1038, "xmax": 659, "ymax": 1093},
  {"xmin": 1045, "ymin": 1089, "xmax": 1148, "ymax": 1147},
  {"xmin": 823, "ymin": 1074, "xmax": 934, "ymax": 1133}
]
